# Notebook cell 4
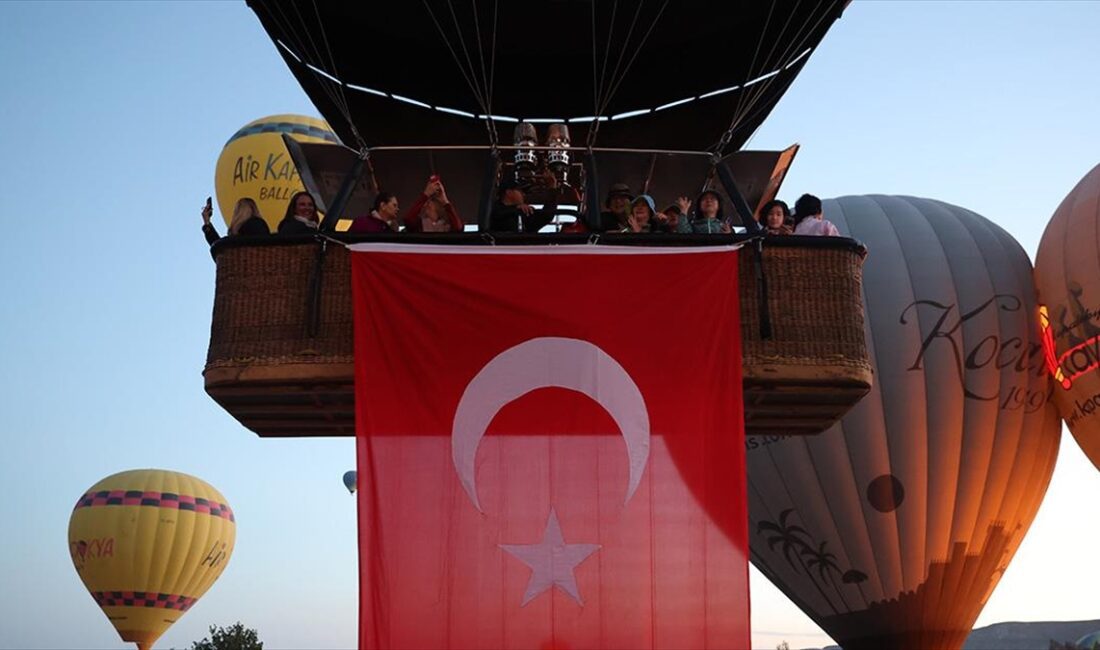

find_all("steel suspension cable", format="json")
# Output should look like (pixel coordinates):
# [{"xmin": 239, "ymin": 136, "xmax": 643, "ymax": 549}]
[
  {"xmin": 420, "ymin": 0, "xmax": 498, "ymax": 143},
  {"xmin": 598, "ymin": 0, "xmax": 669, "ymax": 119},
  {"xmin": 445, "ymin": 0, "xmax": 490, "ymax": 112},
  {"xmin": 266, "ymin": 3, "xmax": 353, "ymax": 130},
  {"xmin": 309, "ymin": 0, "xmax": 363, "ymax": 147}
]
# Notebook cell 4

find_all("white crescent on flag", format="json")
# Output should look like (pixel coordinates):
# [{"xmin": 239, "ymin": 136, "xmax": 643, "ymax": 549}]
[{"xmin": 451, "ymin": 336, "xmax": 651, "ymax": 512}]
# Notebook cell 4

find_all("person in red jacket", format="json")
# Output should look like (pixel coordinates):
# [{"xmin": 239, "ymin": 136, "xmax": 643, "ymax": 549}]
[{"xmin": 404, "ymin": 176, "xmax": 464, "ymax": 232}]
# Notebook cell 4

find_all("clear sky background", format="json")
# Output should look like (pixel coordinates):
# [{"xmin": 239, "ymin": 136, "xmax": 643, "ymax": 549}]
[{"xmin": 1, "ymin": 2, "xmax": 1099, "ymax": 649}]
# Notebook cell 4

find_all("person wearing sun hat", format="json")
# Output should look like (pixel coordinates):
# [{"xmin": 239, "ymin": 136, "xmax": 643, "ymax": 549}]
[
  {"xmin": 596, "ymin": 182, "xmax": 634, "ymax": 232},
  {"xmin": 622, "ymin": 194, "xmax": 672, "ymax": 233}
]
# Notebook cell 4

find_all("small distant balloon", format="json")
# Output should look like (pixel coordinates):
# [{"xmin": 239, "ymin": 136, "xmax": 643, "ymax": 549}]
[{"xmin": 343, "ymin": 470, "xmax": 357, "ymax": 494}]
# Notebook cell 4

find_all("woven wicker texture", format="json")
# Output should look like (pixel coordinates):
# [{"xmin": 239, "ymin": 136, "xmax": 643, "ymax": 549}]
[
  {"xmin": 207, "ymin": 243, "xmax": 870, "ymax": 382},
  {"xmin": 206, "ymin": 244, "xmax": 353, "ymax": 369},
  {"xmin": 739, "ymin": 245, "xmax": 869, "ymax": 376}
]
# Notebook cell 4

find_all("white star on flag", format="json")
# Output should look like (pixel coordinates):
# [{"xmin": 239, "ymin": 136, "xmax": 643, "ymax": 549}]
[{"xmin": 500, "ymin": 508, "xmax": 600, "ymax": 606}]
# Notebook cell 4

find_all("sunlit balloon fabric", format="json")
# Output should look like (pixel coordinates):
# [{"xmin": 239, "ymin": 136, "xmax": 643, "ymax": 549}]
[
  {"xmin": 68, "ymin": 469, "xmax": 236, "ymax": 650},
  {"xmin": 748, "ymin": 196, "xmax": 1061, "ymax": 650},
  {"xmin": 350, "ymin": 244, "xmax": 749, "ymax": 650},
  {"xmin": 1036, "ymin": 163, "xmax": 1100, "ymax": 471},
  {"xmin": 214, "ymin": 113, "xmax": 336, "ymax": 232}
]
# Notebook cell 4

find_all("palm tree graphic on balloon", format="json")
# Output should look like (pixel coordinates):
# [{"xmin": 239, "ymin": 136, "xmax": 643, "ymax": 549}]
[{"xmin": 757, "ymin": 508, "xmax": 868, "ymax": 612}]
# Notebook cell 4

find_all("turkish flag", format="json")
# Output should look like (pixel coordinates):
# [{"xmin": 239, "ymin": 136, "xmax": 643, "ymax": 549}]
[{"xmin": 351, "ymin": 244, "xmax": 749, "ymax": 650}]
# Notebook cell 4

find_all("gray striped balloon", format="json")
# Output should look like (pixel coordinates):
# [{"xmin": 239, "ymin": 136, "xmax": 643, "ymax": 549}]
[{"xmin": 748, "ymin": 196, "xmax": 1061, "ymax": 650}]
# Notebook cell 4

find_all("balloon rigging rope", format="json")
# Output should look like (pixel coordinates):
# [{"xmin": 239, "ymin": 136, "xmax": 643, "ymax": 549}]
[
  {"xmin": 589, "ymin": 0, "xmax": 670, "ymax": 147},
  {"xmin": 286, "ymin": 2, "xmax": 350, "ymax": 121},
  {"xmin": 469, "ymin": 0, "xmax": 499, "ymax": 145},
  {"xmin": 309, "ymin": 0, "xmax": 362, "ymax": 148},
  {"xmin": 728, "ymin": 0, "xmax": 780, "ymax": 143},
  {"xmin": 590, "ymin": 0, "xmax": 600, "ymax": 137},
  {"xmin": 265, "ymin": 2, "xmax": 358, "ymax": 144},
  {"xmin": 740, "ymin": 0, "xmax": 830, "ymax": 123},
  {"xmin": 445, "ymin": 0, "xmax": 490, "ymax": 113},
  {"xmin": 598, "ymin": 1, "xmax": 670, "ymax": 121},
  {"xmin": 722, "ymin": 1, "xmax": 837, "ymax": 154},
  {"xmin": 487, "ymin": 0, "xmax": 500, "ymax": 145},
  {"xmin": 597, "ymin": 0, "xmax": 645, "ymax": 118},
  {"xmin": 593, "ymin": 0, "xmax": 620, "ymax": 131},
  {"xmin": 421, "ymin": 0, "xmax": 498, "ymax": 144}
]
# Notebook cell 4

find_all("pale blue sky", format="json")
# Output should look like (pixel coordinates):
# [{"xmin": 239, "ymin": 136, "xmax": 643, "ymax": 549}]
[{"xmin": 1, "ymin": 2, "xmax": 1099, "ymax": 649}]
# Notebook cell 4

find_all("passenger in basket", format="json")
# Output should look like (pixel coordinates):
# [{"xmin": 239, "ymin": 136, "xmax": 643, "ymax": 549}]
[
  {"xmin": 277, "ymin": 191, "xmax": 321, "ymax": 234},
  {"xmin": 676, "ymin": 190, "xmax": 732, "ymax": 234},
  {"xmin": 623, "ymin": 195, "xmax": 670, "ymax": 233},
  {"xmin": 489, "ymin": 178, "xmax": 559, "ymax": 232},
  {"xmin": 403, "ymin": 176, "xmax": 464, "ymax": 233},
  {"xmin": 758, "ymin": 199, "xmax": 793, "ymax": 236},
  {"xmin": 792, "ymin": 194, "xmax": 840, "ymax": 237},
  {"xmin": 598, "ymin": 182, "xmax": 634, "ymax": 232},
  {"xmin": 202, "ymin": 196, "xmax": 270, "ymax": 244},
  {"xmin": 662, "ymin": 203, "xmax": 683, "ymax": 231},
  {"xmin": 348, "ymin": 192, "xmax": 401, "ymax": 233}
]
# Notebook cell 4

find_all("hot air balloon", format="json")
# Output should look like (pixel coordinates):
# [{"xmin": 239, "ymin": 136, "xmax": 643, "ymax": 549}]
[
  {"xmin": 342, "ymin": 470, "xmax": 357, "ymax": 494},
  {"xmin": 245, "ymin": 1, "xmax": 851, "ymax": 229},
  {"xmin": 214, "ymin": 114, "xmax": 337, "ymax": 232},
  {"xmin": 203, "ymin": 1, "xmax": 876, "ymax": 439},
  {"xmin": 748, "ymin": 196, "xmax": 1061, "ymax": 650},
  {"xmin": 68, "ymin": 469, "xmax": 236, "ymax": 650},
  {"xmin": 1035, "ymin": 162, "xmax": 1100, "ymax": 471}
]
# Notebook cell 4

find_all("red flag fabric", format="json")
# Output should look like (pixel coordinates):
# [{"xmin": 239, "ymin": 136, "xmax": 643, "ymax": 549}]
[{"xmin": 351, "ymin": 244, "xmax": 749, "ymax": 650}]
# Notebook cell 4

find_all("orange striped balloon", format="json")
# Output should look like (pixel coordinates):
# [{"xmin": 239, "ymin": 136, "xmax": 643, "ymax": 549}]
[
  {"xmin": 68, "ymin": 470, "xmax": 236, "ymax": 650},
  {"xmin": 1035, "ymin": 163, "xmax": 1100, "ymax": 470}
]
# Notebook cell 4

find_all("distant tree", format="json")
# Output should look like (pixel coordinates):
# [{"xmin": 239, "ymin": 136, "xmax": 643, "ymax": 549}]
[
  {"xmin": 776, "ymin": 642, "xmax": 791, "ymax": 650},
  {"xmin": 190, "ymin": 623, "xmax": 263, "ymax": 650}
]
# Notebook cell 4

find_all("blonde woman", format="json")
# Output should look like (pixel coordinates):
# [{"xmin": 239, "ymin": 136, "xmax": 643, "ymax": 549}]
[{"xmin": 202, "ymin": 197, "xmax": 271, "ymax": 244}]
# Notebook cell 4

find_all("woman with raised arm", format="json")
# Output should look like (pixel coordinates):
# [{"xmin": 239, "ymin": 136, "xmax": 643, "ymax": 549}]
[
  {"xmin": 201, "ymin": 197, "xmax": 270, "ymax": 244},
  {"xmin": 404, "ymin": 177, "xmax": 463, "ymax": 233},
  {"xmin": 622, "ymin": 195, "xmax": 672, "ymax": 233},
  {"xmin": 675, "ymin": 190, "xmax": 732, "ymax": 234}
]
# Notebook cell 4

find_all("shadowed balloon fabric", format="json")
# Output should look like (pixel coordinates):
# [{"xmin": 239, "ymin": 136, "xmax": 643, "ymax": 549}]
[
  {"xmin": 248, "ymin": 1, "xmax": 847, "ymax": 151},
  {"xmin": 67, "ymin": 469, "xmax": 236, "ymax": 650},
  {"xmin": 350, "ymin": 244, "xmax": 749, "ymax": 650},
  {"xmin": 747, "ymin": 196, "xmax": 1061, "ymax": 650},
  {"xmin": 1035, "ymin": 163, "xmax": 1100, "ymax": 471}
]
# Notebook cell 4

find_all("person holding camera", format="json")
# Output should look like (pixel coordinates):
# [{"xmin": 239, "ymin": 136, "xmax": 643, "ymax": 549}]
[
  {"xmin": 201, "ymin": 196, "xmax": 270, "ymax": 244},
  {"xmin": 404, "ymin": 176, "xmax": 464, "ymax": 232}
]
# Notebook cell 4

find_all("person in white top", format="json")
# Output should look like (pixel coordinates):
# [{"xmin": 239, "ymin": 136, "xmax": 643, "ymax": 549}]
[{"xmin": 792, "ymin": 193, "xmax": 841, "ymax": 237}]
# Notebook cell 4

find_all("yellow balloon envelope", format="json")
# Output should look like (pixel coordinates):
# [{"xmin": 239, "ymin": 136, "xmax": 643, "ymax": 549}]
[
  {"xmin": 68, "ymin": 470, "xmax": 236, "ymax": 650},
  {"xmin": 214, "ymin": 114, "xmax": 337, "ymax": 232},
  {"xmin": 1035, "ymin": 162, "xmax": 1100, "ymax": 471}
]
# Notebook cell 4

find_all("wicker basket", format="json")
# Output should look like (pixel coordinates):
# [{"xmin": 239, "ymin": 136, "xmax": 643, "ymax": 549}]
[{"xmin": 205, "ymin": 236, "xmax": 870, "ymax": 437}]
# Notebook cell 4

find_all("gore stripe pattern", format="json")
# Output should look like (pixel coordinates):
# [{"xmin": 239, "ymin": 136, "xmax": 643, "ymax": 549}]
[
  {"xmin": 73, "ymin": 491, "xmax": 235, "ymax": 521},
  {"xmin": 92, "ymin": 590, "xmax": 196, "ymax": 611},
  {"xmin": 224, "ymin": 121, "xmax": 338, "ymax": 147}
]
